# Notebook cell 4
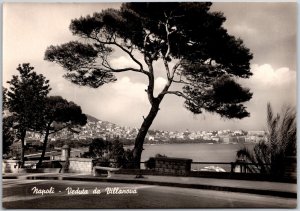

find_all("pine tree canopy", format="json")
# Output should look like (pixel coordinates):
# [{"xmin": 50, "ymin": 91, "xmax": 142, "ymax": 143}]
[{"xmin": 45, "ymin": 2, "xmax": 253, "ymax": 119}]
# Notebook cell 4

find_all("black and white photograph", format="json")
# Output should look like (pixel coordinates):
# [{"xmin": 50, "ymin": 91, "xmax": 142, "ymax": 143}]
[{"xmin": 2, "ymin": 1, "xmax": 297, "ymax": 209}]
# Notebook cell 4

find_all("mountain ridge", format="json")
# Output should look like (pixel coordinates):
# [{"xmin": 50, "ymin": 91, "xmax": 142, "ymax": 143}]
[{"xmin": 85, "ymin": 114, "xmax": 100, "ymax": 122}]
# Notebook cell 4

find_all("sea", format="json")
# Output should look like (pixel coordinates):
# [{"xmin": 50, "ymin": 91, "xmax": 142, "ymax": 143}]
[
  {"xmin": 79, "ymin": 143, "xmax": 255, "ymax": 172},
  {"xmin": 137, "ymin": 143, "xmax": 255, "ymax": 171}
]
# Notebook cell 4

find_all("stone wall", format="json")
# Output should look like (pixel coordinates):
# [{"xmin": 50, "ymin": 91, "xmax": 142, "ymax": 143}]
[
  {"xmin": 2, "ymin": 160, "xmax": 20, "ymax": 173},
  {"xmin": 68, "ymin": 158, "xmax": 94, "ymax": 173},
  {"xmin": 154, "ymin": 157, "xmax": 192, "ymax": 176}
]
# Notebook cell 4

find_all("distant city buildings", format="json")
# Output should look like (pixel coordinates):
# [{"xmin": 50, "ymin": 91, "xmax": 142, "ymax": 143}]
[{"xmin": 23, "ymin": 118, "xmax": 268, "ymax": 145}]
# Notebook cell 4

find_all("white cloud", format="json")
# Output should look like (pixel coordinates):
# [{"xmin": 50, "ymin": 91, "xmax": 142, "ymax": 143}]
[
  {"xmin": 96, "ymin": 77, "xmax": 149, "ymax": 126},
  {"xmin": 240, "ymin": 64, "xmax": 296, "ymax": 126},
  {"xmin": 249, "ymin": 64, "xmax": 296, "ymax": 86},
  {"xmin": 112, "ymin": 76, "xmax": 148, "ymax": 102},
  {"xmin": 155, "ymin": 77, "xmax": 167, "ymax": 89},
  {"xmin": 231, "ymin": 24, "xmax": 257, "ymax": 36},
  {"xmin": 58, "ymin": 76, "xmax": 150, "ymax": 128},
  {"xmin": 110, "ymin": 56, "xmax": 140, "ymax": 69},
  {"xmin": 154, "ymin": 77, "xmax": 167, "ymax": 95}
]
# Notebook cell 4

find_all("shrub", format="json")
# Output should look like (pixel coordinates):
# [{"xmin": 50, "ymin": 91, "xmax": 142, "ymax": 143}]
[{"xmin": 236, "ymin": 103, "xmax": 296, "ymax": 176}]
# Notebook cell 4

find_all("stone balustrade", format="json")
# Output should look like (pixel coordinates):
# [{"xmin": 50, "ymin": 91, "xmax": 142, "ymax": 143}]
[
  {"xmin": 2, "ymin": 160, "xmax": 20, "ymax": 173},
  {"xmin": 154, "ymin": 157, "xmax": 192, "ymax": 176},
  {"xmin": 68, "ymin": 158, "xmax": 94, "ymax": 173}
]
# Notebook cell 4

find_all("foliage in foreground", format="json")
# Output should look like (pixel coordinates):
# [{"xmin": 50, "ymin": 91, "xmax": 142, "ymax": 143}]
[
  {"xmin": 3, "ymin": 65, "xmax": 87, "ymax": 166},
  {"xmin": 37, "ymin": 96, "xmax": 87, "ymax": 167},
  {"xmin": 83, "ymin": 138, "xmax": 133, "ymax": 168},
  {"xmin": 236, "ymin": 103, "xmax": 296, "ymax": 176},
  {"xmin": 5, "ymin": 64, "xmax": 51, "ymax": 165}
]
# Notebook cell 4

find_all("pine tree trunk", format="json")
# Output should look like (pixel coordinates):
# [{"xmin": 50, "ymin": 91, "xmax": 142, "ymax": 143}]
[
  {"xmin": 132, "ymin": 102, "xmax": 160, "ymax": 169},
  {"xmin": 37, "ymin": 127, "xmax": 50, "ymax": 168}
]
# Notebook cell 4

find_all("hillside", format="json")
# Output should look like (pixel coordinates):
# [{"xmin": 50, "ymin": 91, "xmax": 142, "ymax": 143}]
[{"xmin": 85, "ymin": 114, "xmax": 100, "ymax": 122}]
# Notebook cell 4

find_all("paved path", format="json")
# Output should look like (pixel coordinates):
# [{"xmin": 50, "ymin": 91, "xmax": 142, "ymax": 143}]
[
  {"xmin": 3, "ymin": 172, "xmax": 297, "ymax": 198},
  {"xmin": 2, "ymin": 179, "xmax": 297, "ymax": 208}
]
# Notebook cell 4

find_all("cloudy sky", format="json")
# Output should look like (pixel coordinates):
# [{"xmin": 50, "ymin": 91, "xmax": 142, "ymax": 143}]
[{"xmin": 3, "ymin": 2, "xmax": 297, "ymax": 132}]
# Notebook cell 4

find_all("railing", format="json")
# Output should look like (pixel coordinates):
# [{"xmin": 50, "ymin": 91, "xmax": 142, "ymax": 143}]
[
  {"xmin": 191, "ymin": 162, "xmax": 271, "ymax": 173},
  {"xmin": 20, "ymin": 158, "xmax": 272, "ymax": 174},
  {"xmin": 93, "ymin": 160, "xmax": 271, "ymax": 173},
  {"xmin": 93, "ymin": 160, "xmax": 148, "ymax": 169},
  {"xmin": 191, "ymin": 162, "xmax": 232, "ymax": 172}
]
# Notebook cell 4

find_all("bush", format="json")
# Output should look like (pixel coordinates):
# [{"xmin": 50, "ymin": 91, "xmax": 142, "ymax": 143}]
[
  {"xmin": 84, "ymin": 138, "xmax": 134, "ymax": 168},
  {"xmin": 144, "ymin": 157, "xmax": 156, "ymax": 169},
  {"xmin": 236, "ymin": 103, "xmax": 296, "ymax": 176}
]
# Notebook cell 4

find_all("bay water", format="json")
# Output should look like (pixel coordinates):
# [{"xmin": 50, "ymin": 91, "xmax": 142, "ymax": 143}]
[{"xmin": 139, "ymin": 143, "xmax": 255, "ymax": 171}]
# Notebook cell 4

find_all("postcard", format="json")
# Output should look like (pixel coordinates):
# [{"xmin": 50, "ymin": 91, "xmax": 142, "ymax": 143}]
[{"xmin": 2, "ymin": 2, "xmax": 297, "ymax": 209}]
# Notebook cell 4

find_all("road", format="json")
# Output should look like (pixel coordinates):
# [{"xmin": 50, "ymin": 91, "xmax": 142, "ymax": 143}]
[{"xmin": 2, "ymin": 179, "xmax": 296, "ymax": 209}]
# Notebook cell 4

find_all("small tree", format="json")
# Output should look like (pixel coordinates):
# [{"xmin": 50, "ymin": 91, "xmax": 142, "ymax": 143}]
[
  {"xmin": 83, "ymin": 138, "xmax": 132, "ymax": 168},
  {"xmin": 3, "ymin": 87, "xmax": 7, "ymax": 109},
  {"xmin": 3, "ymin": 87, "xmax": 12, "ymax": 156},
  {"xmin": 83, "ymin": 138, "xmax": 111, "ymax": 158},
  {"xmin": 37, "ymin": 96, "xmax": 87, "ymax": 167},
  {"xmin": 108, "ymin": 139, "xmax": 127, "ymax": 168},
  {"xmin": 236, "ymin": 103, "xmax": 296, "ymax": 176},
  {"xmin": 3, "ymin": 116, "xmax": 15, "ymax": 157},
  {"xmin": 45, "ymin": 3, "xmax": 253, "ymax": 168},
  {"xmin": 6, "ymin": 63, "xmax": 51, "ymax": 166}
]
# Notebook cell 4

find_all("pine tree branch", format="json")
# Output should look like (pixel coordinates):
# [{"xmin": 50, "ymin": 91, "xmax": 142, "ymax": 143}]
[
  {"xmin": 171, "ymin": 78, "xmax": 193, "ymax": 86},
  {"xmin": 157, "ymin": 60, "xmax": 182, "ymax": 101},
  {"xmin": 162, "ymin": 90, "xmax": 189, "ymax": 100},
  {"xmin": 90, "ymin": 35, "xmax": 149, "ymax": 76}
]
